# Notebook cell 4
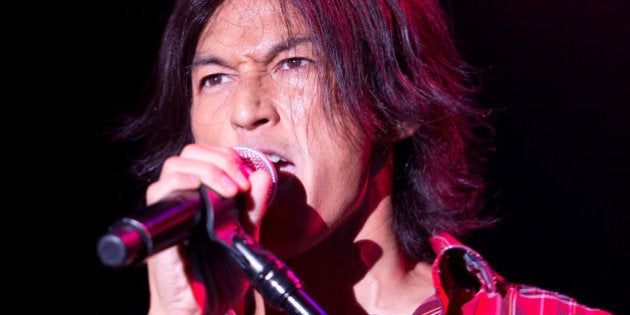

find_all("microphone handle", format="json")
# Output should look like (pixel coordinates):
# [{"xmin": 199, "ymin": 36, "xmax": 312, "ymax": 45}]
[
  {"xmin": 230, "ymin": 233, "xmax": 328, "ymax": 315},
  {"xmin": 97, "ymin": 189, "xmax": 206, "ymax": 268},
  {"xmin": 97, "ymin": 186, "xmax": 242, "ymax": 268}
]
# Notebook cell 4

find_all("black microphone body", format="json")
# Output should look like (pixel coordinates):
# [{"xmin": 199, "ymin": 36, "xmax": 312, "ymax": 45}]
[
  {"xmin": 97, "ymin": 188, "xmax": 238, "ymax": 268},
  {"xmin": 97, "ymin": 191, "xmax": 201, "ymax": 267},
  {"xmin": 231, "ymin": 234, "xmax": 327, "ymax": 315}
]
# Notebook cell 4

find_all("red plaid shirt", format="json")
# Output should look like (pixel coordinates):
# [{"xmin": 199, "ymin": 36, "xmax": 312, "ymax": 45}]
[{"xmin": 413, "ymin": 231, "xmax": 612, "ymax": 315}]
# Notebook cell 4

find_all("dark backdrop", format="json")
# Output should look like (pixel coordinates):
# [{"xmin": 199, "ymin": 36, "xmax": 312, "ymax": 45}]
[{"xmin": 41, "ymin": 0, "xmax": 627, "ymax": 313}]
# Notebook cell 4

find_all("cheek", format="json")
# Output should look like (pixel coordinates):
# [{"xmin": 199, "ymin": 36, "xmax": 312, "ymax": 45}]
[
  {"xmin": 307, "ymin": 125, "xmax": 371, "ymax": 212},
  {"xmin": 273, "ymin": 83, "xmax": 311, "ymax": 124},
  {"xmin": 190, "ymin": 100, "xmax": 232, "ymax": 145},
  {"xmin": 274, "ymin": 69, "xmax": 321, "ymax": 121}
]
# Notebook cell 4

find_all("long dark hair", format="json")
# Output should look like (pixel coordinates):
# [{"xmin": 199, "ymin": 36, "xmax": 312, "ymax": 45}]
[{"xmin": 114, "ymin": 0, "xmax": 495, "ymax": 263}]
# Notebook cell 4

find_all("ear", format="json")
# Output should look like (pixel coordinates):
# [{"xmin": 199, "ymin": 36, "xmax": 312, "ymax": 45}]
[{"xmin": 392, "ymin": 121, "xmax": 419, "ymax": 141}]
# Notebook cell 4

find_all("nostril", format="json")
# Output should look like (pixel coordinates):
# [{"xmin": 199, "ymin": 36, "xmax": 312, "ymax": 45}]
[{"xmin": 255, "ymin": 118, "xmax": 270, "ymax": 125}]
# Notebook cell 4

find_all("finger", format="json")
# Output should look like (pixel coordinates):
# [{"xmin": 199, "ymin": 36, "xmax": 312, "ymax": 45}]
[
  {"xmin": 241, "ymin": 169, "xmax": 272, "ymax": 239},
  {"xmin": 146, "ymin": 167, "xmax": 202, "ymax": 205},
  {"xmin": 179, "ymin": 144, "xmax": 250, "ymax": 188},
  {"xmin": 149, "ymin": 147, "xmax": 252, "ymax": 204}
]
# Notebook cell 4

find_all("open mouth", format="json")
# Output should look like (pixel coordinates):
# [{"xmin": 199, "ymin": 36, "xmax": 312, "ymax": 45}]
[
  {"xmin": 266, "ymin": 153, "xmax": 286, "ymax": 165},
  {"xmin": 265, "ymin": 153, "xmax": 292, "ymax": 173},
  {"xmin": 265, "ymin": 153, "xmax": 294, "ymax": 188}
]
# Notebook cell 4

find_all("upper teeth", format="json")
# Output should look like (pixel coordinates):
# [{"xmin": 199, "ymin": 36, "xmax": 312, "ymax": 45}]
[{"xmin": 266, "ymin": 154, "xmax": 285, "ymax": 163}]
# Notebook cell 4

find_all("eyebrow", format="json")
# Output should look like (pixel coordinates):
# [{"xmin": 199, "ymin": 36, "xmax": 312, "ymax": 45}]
[{"xmin": 191, "ymin": 35, "xmax": 313, "ymax": 68}]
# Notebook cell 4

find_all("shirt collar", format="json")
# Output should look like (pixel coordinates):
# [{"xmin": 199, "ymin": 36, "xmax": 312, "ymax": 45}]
[{"xmin": 429, "ymin": 231, "xmax": 503, "ymax": 307}]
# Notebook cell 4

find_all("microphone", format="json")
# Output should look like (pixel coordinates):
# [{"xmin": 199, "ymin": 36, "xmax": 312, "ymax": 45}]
[
  {"xmin": 96, "ymin": 146, "xmax": 328, "ymax": 314},
  {"xmin": 96, "ymin": 146, "xmax": 278, "ymax": 268}
]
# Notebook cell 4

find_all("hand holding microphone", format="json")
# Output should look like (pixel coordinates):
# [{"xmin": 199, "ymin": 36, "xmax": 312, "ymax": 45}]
[
  {"xmin": 97, "ymin": 146, "xmax": 326, "ymax": 315},
  {"xmin": 96, "ymin": 146, "xmax": 277, "ymax": 268}
]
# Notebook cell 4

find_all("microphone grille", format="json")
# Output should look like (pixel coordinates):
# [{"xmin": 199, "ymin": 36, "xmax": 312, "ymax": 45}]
[{"xmin": 234, "ymin": 146, "xmax": 278, "ymax": 205}]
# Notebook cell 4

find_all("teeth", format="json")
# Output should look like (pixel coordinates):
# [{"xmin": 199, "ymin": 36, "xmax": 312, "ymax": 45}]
[{"xmin": 266, "ymin": 154, "xmax": 286, "ymax": 164}]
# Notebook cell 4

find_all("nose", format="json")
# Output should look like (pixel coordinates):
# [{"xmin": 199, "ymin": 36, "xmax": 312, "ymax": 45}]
[{"xmin": 229, "ymin": 76, "xmax": 279, "ymax": 131}]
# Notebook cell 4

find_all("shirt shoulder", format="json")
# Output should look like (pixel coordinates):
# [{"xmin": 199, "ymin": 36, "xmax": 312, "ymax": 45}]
[{"xmin": 414, "ymin": 231, "xmax": 613, "ymax": 315}]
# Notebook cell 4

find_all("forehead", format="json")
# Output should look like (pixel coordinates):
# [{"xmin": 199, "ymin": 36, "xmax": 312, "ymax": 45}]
[
  {"xmin": 204, "ymin": 0, "xmax": 306, "ymax": 39},
  {"xmin": 195, "ymin": 0, "xmax": 312, "ymax": 62}
]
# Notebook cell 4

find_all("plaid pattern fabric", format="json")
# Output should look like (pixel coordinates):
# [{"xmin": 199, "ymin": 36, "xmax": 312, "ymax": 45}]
[{"xmin": 411, "ymin": 231, "xmax": 613, "ymax": 315}]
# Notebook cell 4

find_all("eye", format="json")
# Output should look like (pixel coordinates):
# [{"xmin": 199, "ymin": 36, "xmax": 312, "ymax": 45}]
[
  {"xmin": 200, "ymin": 73, "xmax": 232, "ymax": 87},
  {"xmin": 279, "ymin": 57, "xmax": 311, "ymax": 70}
]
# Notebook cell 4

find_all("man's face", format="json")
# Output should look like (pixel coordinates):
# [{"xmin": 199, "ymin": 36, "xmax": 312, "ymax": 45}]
[{"xmin": 190, "ymin": 0, "xmax": 372, "ymax": 258}]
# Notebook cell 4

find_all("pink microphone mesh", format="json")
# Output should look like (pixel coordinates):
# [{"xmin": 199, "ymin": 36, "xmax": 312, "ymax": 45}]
[{"xmin": 234, "ymin": 146, "xmax": 278, "ymax": 205}]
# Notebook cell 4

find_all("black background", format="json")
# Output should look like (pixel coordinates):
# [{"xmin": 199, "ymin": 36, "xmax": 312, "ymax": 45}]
[{"xmin": 34, "ymin": 0, "xmax": 628, "ymax": 313}]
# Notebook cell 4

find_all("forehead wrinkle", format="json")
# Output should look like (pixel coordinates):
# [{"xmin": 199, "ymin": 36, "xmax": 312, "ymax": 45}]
[
  {"xmin": 193, "ymin": 35, "xmax": 314, "ymax": 69},
  {"xmin": 196, "ymin": 0, "xmax": 311, "ymax": 64},
  {"xmin": 205, "ymin": 0, "xmax": 284, "ymax": 42},
  {"xmin": 191, "ymin": 56, "xmax": 228, "ymax": 68},
  {"xmin": 262, "ymin": 35, "xmax": 313, "ymax": 62}
]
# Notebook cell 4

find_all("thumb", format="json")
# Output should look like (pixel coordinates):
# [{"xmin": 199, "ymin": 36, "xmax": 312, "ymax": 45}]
[{"xmin": 241, "ymin": 169, "xmax": 273, "ymax": 239}]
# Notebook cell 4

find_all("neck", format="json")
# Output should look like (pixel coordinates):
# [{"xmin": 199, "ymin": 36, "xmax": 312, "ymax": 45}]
[{"xmin": 274, "ymin": 153, "xmax": 434, "ymax": 314}]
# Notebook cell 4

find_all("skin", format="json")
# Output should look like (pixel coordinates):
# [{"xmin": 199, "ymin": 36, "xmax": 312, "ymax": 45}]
[{"xmin": 146, "ymin": 0, "xmax": 434, "ymax": 314}]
